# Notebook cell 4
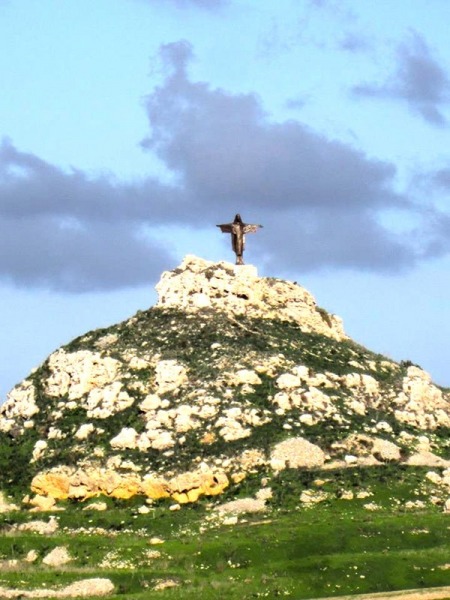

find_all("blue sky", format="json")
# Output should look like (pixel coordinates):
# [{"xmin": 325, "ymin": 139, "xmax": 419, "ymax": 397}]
[{"xmin": 2, "ymin": 0, "xmax": 450, "ymax": 398}]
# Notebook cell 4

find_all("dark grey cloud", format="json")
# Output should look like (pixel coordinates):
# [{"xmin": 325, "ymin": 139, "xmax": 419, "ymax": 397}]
[
  {"xmin": 352, "ymin": 32, "xmax": 450, "ymax": 127},
  {"xmin": 0, "ymin": 138, "xmax": 176, "ymax": 291},
  {"xmin": 1, "ymin": 40, "xmax": 448, "ymax": 293}
]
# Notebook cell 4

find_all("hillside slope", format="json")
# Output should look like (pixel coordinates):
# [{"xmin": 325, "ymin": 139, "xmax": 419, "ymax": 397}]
[{"xmin": 0, "ymin": 255, "xmax": 449, "ymax": 509}]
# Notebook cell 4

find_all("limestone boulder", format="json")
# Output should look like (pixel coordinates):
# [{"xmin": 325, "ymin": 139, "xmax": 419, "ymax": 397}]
[
  {"xmin": 216, "ymin": 497, "xmax": 266, "ymax": 515},
  {"xmin": 270, "ymin": 437, "xmax": 325, "ymax": 471},
  {"xmin": 45, "ymin": 350, "xmax": 120, "ymax": 399},
  {"xmin": 110, "ymin": 427, "xmax": 139, "ymax": 450},
  {"xmin": 0, "ymin": 380, "xmax": 39, "ymax": 432},
  {"xmin": 168, "ymin": 471, "xmax": 229, "ymax": 503},
  {"xmin": 42, "ymin": 546, "xmax": 72, "ymax": 567},
  {"xmin": 84, "ymin": 382, "xmax": 134, "ymax": 419},
  {"xmin": 393, "ymin": 366, "xmax": 450, "ymax": 430},
  {"xmin": 155, "ymin": 360, "xmax": 187, "ymax": 394}
]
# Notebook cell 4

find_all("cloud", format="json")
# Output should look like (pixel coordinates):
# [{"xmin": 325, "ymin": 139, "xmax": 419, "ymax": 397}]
[
  {"xmin": 352, "ymin": 32, "xmax": 450, "ymax": 126},
  {"xmin": 338, "ymin": 32, "xmax": 371, "ymax": 53},
  {"xmin": 141, "ymin": 41, "xmax": 429, "ymax": 272},
  {"xmin": 136, "ymin": 0, "xmax": 227, "ymax": 9},
  {"xmin": 0, "ymin": 40, "xmax": 447, "ymax": 293},
  {"xmin": 0, "ymin": 138, "xmax": 176, "ymax": 292}
]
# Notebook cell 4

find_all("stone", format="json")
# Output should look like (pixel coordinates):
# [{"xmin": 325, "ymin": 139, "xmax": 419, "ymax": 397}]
[
  {"xmin": 339, "ymin": 490, "xmax": 354, "ymax": 500},
  {"xmin": 82, "ymin": 502, "xmax": 107, "ymax": 511},
  {"xmin": 255, "ymin": 488, "xmax": 273, "ymax": 501},
  {"xmin": 0, "ymin": 380, "xmax": 39, "ymax": 432},
  {"xmin": 372, "ymin": 438, "xmax": 401, "ymax": 462},
  {"xmin": 270, "ymin": 437, "xmax": 325, "ymax": 471},
  {"xmin": 19, "ymin": 517, "xmax": 59, "ymax": 535},
  {"xmin": 153, "ymin": 579, "xmax": 180, "ymax": 591},
  {"xmin": 222, "ymin": 515, "xmax": 239, "ymax": 525},
  {"xmin": 300, "ymin": 490, "xmax": 328, "ymax": 504},
  {"xmin": 42, "ymin": 546, "xmax": 72, "ymax": 567},
  {"xmin": 341, "ymin": 434, "xmax": 401, "ymax": 463},
  {"xmin": 110, "ymin": 427, "xmax": 139, "ymax": 450},
  {"xmin": 74, "ymin": 423, "xmax": 95, "ymax": 440},
  {"xmin": 45, "ymin": 350, "xmax": 120, "ymax": 400},
  {"xmin": 25, "ymin": 550, "xmax": 38, "ymax": 563},
  {"xmin": 29, "ymin": 495, "xmax": 57, "ymax": 511},
  {"xmin": 155, "ymin": 360, "xmax": 187, "ymax": 394},
  {"xmin": 31, "ymin": 440, "xmax": 48, "ymax": 462},
  {"xmin": 139, "ymin": 394, "xmax": 162, "ymax": 411},
  {"xmin": 156, "ymin": 255, "xmax": 345, "ymax": 339},
  {"xmin": 84, "ymin": 382, "xmax": 134, "ymax": 419},
  {"xmin": 168, "ymin": 471, "xmax": 229, "ymax": 504},
  {"xmin": 60, "ymin": 578, "xmax": 115, "ymax": 597},
  {"xmin": 299, "ymin": 414, "xmax": 314, "ymax": 426},
  {"xmin": 406, "ymin": 452, "xmax": 450, "ymax": 467},
  {"xmin": 393, "ymin": 366, "xmax": 450, "ymax": 430},
  {"xmin": 426, "ymin": 471, "xmax": 442, "ymax": 485},
  {"xmin": 233, "ymin": 369, "xmax": 262, "ymax": 386},
  {"xmin": 344, "ymin": 455, "xmax": 358, "ymax": 465},
  {"xmin": 216, "ymin": 498, "xmax": 266, "ymax": 514},
  {"xmin": 276, "ymin": 373, "xmax": 301, "ymax": 390}
]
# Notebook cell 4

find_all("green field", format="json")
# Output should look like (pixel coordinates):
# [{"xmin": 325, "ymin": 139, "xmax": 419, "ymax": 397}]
[{"xmin": 0, "ymin": 466, "xmax": 449, "ymax": 599}]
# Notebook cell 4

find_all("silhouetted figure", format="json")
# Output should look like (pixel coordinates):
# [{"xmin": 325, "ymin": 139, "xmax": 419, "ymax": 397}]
[{"xmin": 217, "ymin": 214, "xmax": 263, "ymax": 265}]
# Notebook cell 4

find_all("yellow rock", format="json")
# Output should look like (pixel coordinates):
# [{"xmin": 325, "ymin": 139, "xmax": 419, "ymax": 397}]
[
  {"xmin": 142, "ymin": 479, "xmax": 170, "ymax": 500},
  {"xmin": 29, "ymin": 494, "xmax": 57, "ymax": 511},
  {"xmin": 31, "ymin": 472, "xmax": 70, "ymax": 499},
  {"xmin": 169, "ymin": 471, "xmax": 229, "ymax": 503},
  {"xmin": 30, "ymin": 467, "xmax": 229, "ymax": 504},
  {"xmin": 231, "ymin": 472, "xmax": 246, "ymax": 484},
  {"xmin": 108, "ymin": 475, "xmax": 141, "ymax": 499},
  {"xmin": 205, "ymin": 472, "xmax": 229, "ymax": 496}
]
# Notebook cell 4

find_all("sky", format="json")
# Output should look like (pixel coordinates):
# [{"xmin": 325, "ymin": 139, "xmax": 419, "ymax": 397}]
[{"xmin": 2, "ymin": 0, "xmax": 450, "ymax": 398}]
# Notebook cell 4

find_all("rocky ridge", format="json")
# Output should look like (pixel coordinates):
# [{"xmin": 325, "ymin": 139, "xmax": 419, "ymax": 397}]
[{"xmin": 0, "ymin": 256, "xmax": 449, "ymax": 509}]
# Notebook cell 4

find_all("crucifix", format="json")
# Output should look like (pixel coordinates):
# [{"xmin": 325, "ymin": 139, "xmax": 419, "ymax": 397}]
[{"xmin": 217, "ymin": 214, "xmax": 263, "ymax": 265}]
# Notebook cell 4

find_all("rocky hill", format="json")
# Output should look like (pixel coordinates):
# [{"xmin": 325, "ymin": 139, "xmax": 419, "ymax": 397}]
[{"xmin": 0, "ymin": 255, "xmax": 449, "ymax": 511}]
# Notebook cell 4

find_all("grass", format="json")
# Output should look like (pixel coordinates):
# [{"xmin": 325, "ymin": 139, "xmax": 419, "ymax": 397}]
[{"xmin": 0, "ymin": 468, "xmax": 448, "ymax": 599}]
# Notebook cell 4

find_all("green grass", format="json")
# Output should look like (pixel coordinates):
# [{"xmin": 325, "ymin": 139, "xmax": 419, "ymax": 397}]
[{"xmin": 0, "ymin": 468, "xmax": 448, "ymax": 599}]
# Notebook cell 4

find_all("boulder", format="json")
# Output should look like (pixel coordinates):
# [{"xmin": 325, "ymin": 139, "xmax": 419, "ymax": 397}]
[
  {"xmin": 42, "ymin": 546, "xmax": 72, "ymax": 567},
  {"xmin": 270, "ymin": 437, "xmax": 325, "ymax": 471}
]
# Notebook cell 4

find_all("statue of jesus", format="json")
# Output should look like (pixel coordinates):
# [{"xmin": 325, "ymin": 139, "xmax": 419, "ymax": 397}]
[{"xmin": 217, "ymin": 214, "xmax": 263, "ymax": 265}]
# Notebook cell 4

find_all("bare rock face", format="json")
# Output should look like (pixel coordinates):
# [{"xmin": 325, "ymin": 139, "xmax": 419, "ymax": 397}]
[
  {"xmin": 393, "ymin": 366, "xmax": 450, "ymax": 430},
  {"xmin": 156, "ymin": 255, "xmax": 346, "ymax": 340},
  {"xmin": 30, "ymin": 466, "xmax": 229, "ymax": 504},
  {"xmin": 0, "ymin": 381, "xmax": 39, "ymax": 433}
]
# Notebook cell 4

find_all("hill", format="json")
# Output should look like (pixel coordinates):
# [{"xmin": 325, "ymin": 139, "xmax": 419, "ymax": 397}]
[{"xmin": 0, "ymin": 255, "xmax": 448, "ymax": 509}]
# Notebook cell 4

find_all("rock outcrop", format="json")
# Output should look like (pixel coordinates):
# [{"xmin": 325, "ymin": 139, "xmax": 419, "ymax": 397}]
[
  {"xmin": 0, "ymin": 255, "xmax": 449, "ymax": 506},
  {"xmin": 156, "ymin": 255, "xmax": 346, "ymax": 339}
]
